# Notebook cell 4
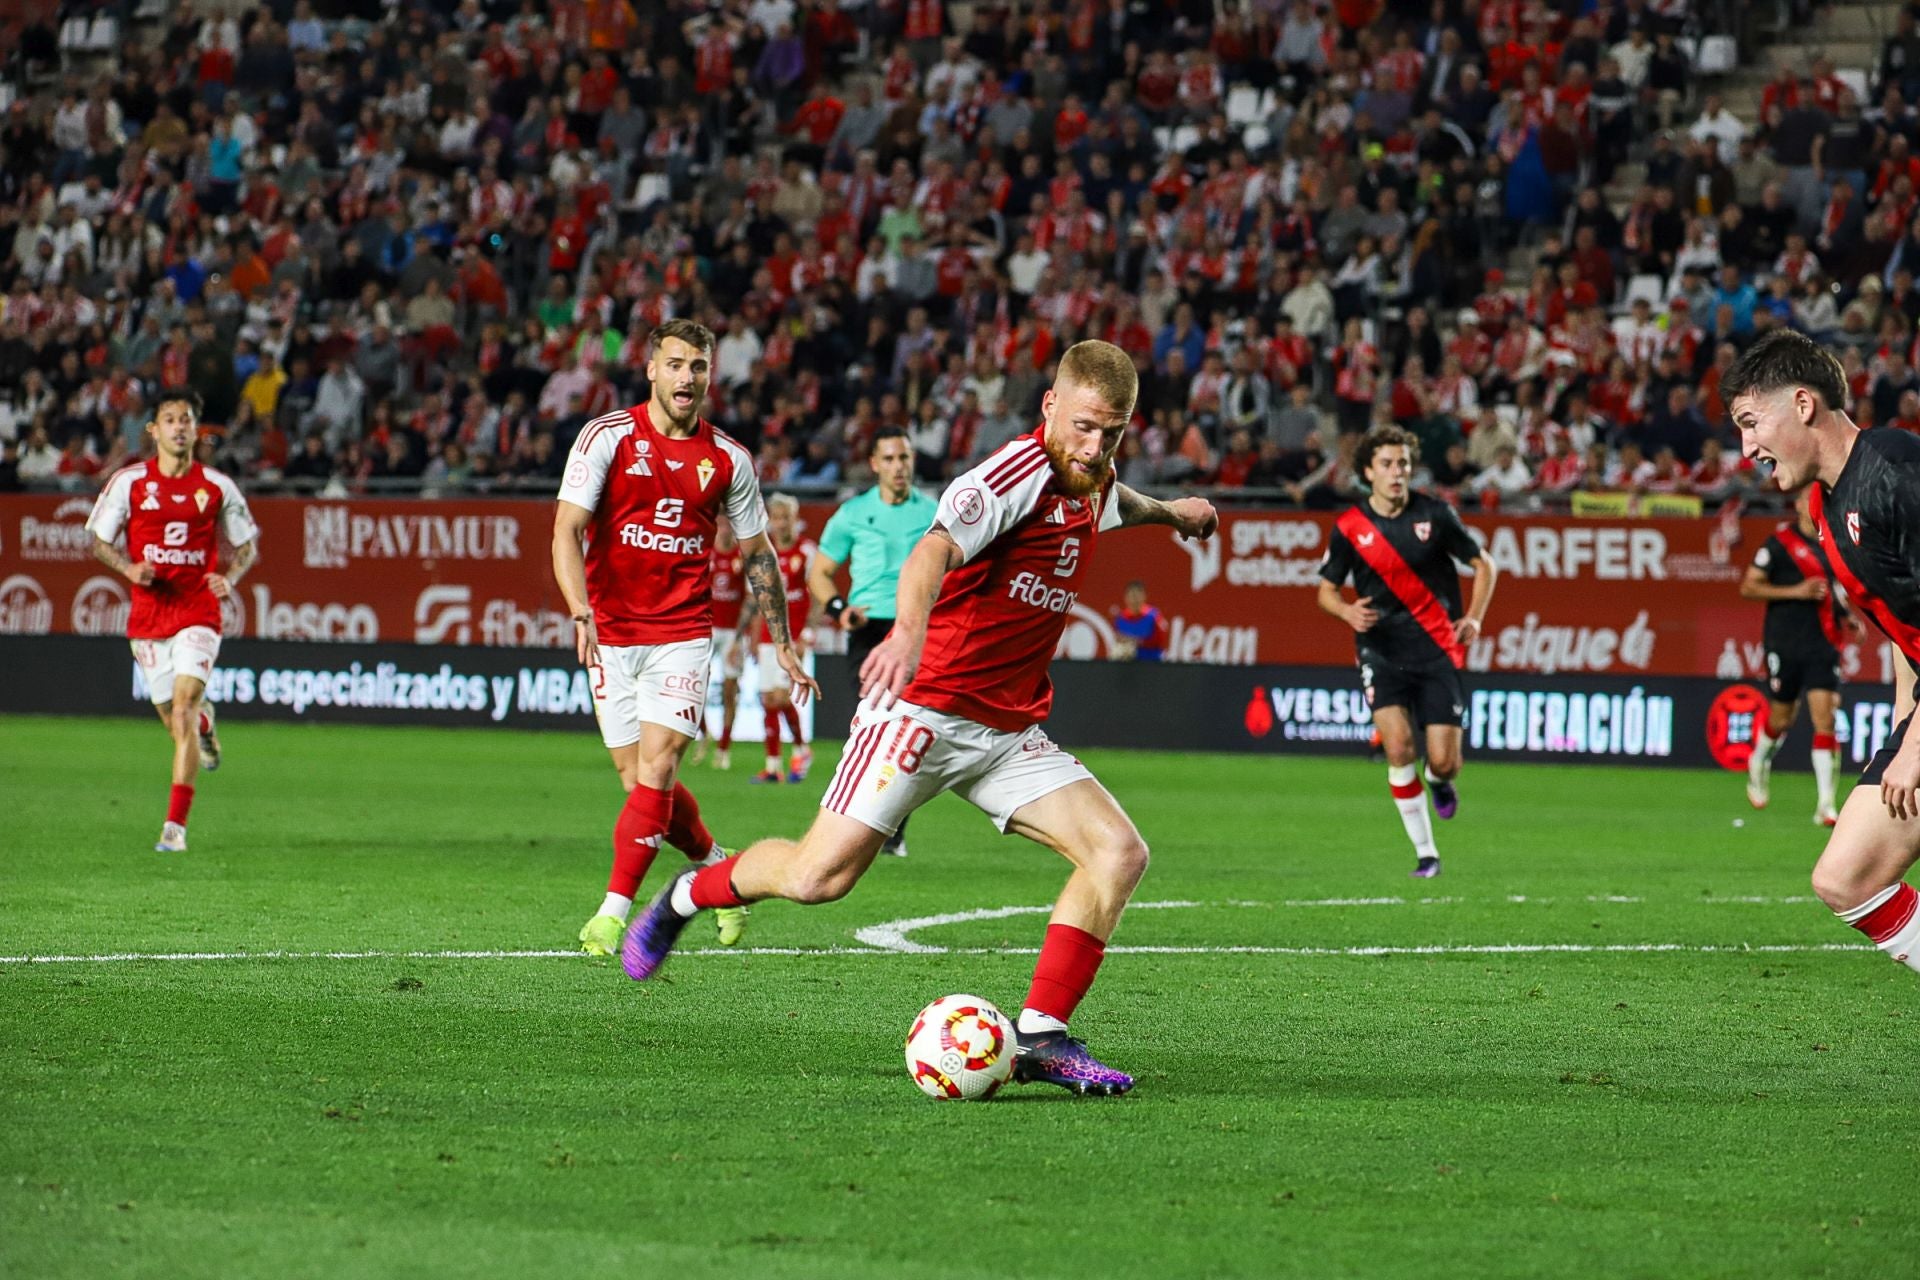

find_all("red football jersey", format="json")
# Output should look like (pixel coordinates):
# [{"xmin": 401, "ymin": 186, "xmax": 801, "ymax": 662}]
[
  {"xmin": 906, "ymin": 428, "xmax": 1120, "ymax": 732},
  {"xmin": 710, "ymin": 546, "xmax": 745, "ymax": 631},
  {"xmin": 757, "ymin": 538, "xmax": 817, "ymax": 644},
  {"xmin": 85, "ymin": 460, "xmax": 257, "ymax": 640},
  {"xmin": 558, "ymin": 403, "xmax": 766, "ymax": 646}
]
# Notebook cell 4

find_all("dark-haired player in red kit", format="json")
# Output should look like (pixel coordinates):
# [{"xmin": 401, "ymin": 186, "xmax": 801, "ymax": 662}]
[
  {"xmin": 1317, "ymin": 424, "xmax": 1497, "ymax": 879},
  {"xmin": 85, "ymin": 388, "xmax": 260, "ymax": 853},
  {"xmin": 619, "ymin": 340, "xmax": 1218, "ymax": 1096},
  {"xmin": 1729, "ymin": 329, "xmax": 1920, "ymax": 973},
  {"xmin": 688, "ymin": 515, "xmax": 746, "ymax": 771},
  {"xmin": 557, "ymin": 319, "xmax": 818, "ymax": 958}
]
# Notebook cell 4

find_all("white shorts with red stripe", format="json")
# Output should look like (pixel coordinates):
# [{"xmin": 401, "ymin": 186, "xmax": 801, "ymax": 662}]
[
  {"xmin": 821, "ymin": 697, "xmax": 1094, "ymax": 836},
  {"xmin": 589, "ymin": 638, "xmax": 711, "ymax": 748},
  {"xmin": 132, "ymin": 625, "xmax": 221, "ymax": 704}
]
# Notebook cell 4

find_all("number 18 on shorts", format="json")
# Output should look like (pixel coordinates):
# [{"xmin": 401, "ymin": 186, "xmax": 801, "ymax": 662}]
[{"xmin": 821, "ymin": 698, "xmax": 1095, "ymax": 836}]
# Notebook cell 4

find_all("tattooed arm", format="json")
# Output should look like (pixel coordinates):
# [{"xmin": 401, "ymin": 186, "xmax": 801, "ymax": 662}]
[
  {"xmin": 1112, "ymin": 482, "xmax": 1219, "ymax": 540},
  {"xmin": 93, "ymin": 536, "xmax": 154, "ymax": 586},
  {"xmin": 206, "ymin": 539, "xmax": 257, "ymax": 601},
  {"xmin": 736, "ymin": 530, "xmax": 820, "ymax": 704}
]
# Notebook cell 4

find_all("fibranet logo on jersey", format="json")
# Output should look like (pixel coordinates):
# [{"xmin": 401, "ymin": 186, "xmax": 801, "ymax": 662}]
[
  {"xmin": 303, "ymin": 505, "xmax": 522, "ymax": 568},
  {"xmin": 0, "ymin": 573, "xmax": 54, "ymax": 634},
  {"xmin": 618, "ymin": 523, "xmax": 705, "ymax": 555},
  {"xmin": 1007, "ymin": 571, "xmax": 1078, "ymax": 614},
  {"xmin": 17, "ymin": 497, "xmax": 95, "ymax": 561}
]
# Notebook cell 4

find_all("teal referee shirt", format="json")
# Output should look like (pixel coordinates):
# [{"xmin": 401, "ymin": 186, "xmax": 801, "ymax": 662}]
[{"xmin": 817, "ymin": 486, "xmax": 939, "ymax": 621}]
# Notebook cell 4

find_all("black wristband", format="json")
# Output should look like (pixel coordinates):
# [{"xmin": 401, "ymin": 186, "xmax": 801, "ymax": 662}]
[{"xmin": 825, "ymin": 596, "xmax": 847, "ymax": 622}]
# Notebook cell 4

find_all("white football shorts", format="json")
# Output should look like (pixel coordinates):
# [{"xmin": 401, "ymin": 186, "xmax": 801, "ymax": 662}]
[
  {"xmin": 589, "ymin": 637, "xmax": 712, "ymax": 748},
  {"xmin": 820, "ymin": 696, "xmax": 1095, "ymax": 836},
  {"xmin": 713, "ymin": 629, "xmax": 746, "ymax": 679},
  {"xmin": 132, "ymin": 625, "xmax": 221, "ymax": 704},
  {"xmin": 756, "ymin": 642, "xmax": 791, "ymax": 692}
]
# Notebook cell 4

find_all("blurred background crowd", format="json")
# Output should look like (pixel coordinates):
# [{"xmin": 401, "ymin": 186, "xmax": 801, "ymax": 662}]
[{"xmin": 0, "ymin": 0, "xmax": 1913, "ymax": 511}]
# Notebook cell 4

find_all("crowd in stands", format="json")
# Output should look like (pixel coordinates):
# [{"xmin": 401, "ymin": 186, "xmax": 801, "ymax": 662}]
[{"xmin": 0, "ymin": 0, "xmax": 1913, "ymax": 510}]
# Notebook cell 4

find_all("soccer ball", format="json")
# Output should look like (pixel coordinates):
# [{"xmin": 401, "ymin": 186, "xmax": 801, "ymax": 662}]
[{"xmin": 904, "ymin": 994, "xmax": 1016, "ymax": 1101}]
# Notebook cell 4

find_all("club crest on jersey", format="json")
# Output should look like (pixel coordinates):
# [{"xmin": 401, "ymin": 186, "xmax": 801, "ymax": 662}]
[
  {"xmin": 140, "ymin": 481, "xmax": 160, "ymax": 510},
  {"xmin": 1414, "ymin": 521, "xmax": 1431, "ymax": 542},
  {"xmin": 193, "ymin": 488, "xmax": 210, "ymax": 513},
  {"xmin": 1846, "ymin": 511, "xmax": 1861, "ymax": 543},
  {"xmin": 696, "ymin": 458, "xmax": 716, "ymax": 490}
]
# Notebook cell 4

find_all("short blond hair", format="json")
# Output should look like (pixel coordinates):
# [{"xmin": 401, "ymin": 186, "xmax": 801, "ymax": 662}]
[
  {"xmin": 1055, "ymin": 340, "xmax": 1139, "ymax": 415},
  {"xmin": 765, "ymin": 492, "xmax": 799, "ymax": 517}
]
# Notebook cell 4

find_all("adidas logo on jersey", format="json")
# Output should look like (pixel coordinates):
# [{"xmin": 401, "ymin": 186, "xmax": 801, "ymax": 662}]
[
  {"xmin": 626, "ymin": 458, "xmax": 653, "ymax": 477},
  {"xmin": 1047, "ymin": 502, "xmax": 1067, "ymax": 525}
]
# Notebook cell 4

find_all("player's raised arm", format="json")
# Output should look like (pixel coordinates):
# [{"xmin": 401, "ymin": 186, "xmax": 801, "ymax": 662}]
[
  {"xmin": 1109, "ymin": 482, "xmax": 1218, "ymax": 541},
  {"xmin": 553, "ymin": 500, "xmax": 596, "ymax": 666},
  {"xmin": 738, "ymin": 528, "xmax": 821, "ymax": 706}
]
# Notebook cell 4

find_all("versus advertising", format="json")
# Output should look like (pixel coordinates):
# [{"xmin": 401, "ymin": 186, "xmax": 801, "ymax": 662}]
[{"xmin": 2, "ymin": 492, "xmax": 1911, "ymax": 681}]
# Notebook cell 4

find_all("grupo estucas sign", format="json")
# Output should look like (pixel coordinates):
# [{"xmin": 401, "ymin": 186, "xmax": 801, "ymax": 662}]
[{"xmin": 8, "ymin": 493, "xmax": 1913, "ymax": 680}]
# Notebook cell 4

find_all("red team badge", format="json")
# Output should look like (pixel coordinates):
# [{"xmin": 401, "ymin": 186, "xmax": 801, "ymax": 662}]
[
  {"xmin": 1846, "ymin": 511, "xmax": 1860, "ymax": 543},
  {"xmin": 1705, "ymin": 683, "xmax": 1772, "ymax": 771},
  {"xmin": 1413, "ymin": 521, "xmax": 1432, "ymax": 542}
]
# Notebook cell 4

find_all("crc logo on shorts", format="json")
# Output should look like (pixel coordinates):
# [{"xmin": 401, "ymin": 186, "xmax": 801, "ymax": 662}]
[
  {"xmin": 0, "ymin": 573, "xmax": 54, "ymax": 634},
  {"xmin": 663, "ymin": 672, "xmax": 706, "ymax": 702},
  {"xmin": 953, "ymin": 487, "xmax": 985, "ymax": 525},
  {"xmin": 1705, "ymin": 683, "xmax": 1770, "ymax": 772},
  {"xmin": 70, "ymin": 575, "xmax": 130, "ymax": 636}
]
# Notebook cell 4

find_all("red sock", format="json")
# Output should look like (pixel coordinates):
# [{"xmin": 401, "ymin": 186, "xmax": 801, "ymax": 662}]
[
  {"xmin": 608, "ymin": 784, "xmax": 672, "ymax": 897},
  {"xmin": 718, "ymin": 718, "xmax": 734, "ymax": 751},
  {"xmin": 167, "ymin": 784, "xmax": 194, "ymax": 826},
  {"xmin": 1813, "ymin": 732, "xmax": 1837, "ymax": 751},
  {"xmin": 1023, "ymin": 924, "xmax": 1108, "ymax": 1024},
  {"xmin": 782, "ymin": 704, "xmax": 804, "ymax": 743},
  {"xmin": 666, "ymin": 781, "xmax": 716, "ymax": 861},
  {"xmin": 197, "ymin": 710, "xmax": 211, "ymax": 736},
  {"xmin": 763, "ymin": 707, "xmax": 782, "ymax": 767},
  {"xmin": 1851, "ymin": 884, "xmax": 1919, "ymax": 943},
  {"xmin": 690, "ymin": 856, "xmax": 747, "ymax": 909}
]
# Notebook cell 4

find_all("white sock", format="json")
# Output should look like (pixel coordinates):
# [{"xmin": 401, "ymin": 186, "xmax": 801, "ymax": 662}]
[
  {"xmin": 1017, "ymin": 1009, "xmax": 1069, "ymax": 1036},
  {"xmin": 1389, "ymin": 763, "xmax": 1438, "ymax": 861},
  {"xmin": 1837, "ymin": 883, "xmax": 1920, "ymax": 973},
  {"xmin": 598, "ymin": 891, "xmax": 633, "ymax": 921},
  {"xmin": 1423, "ymin": 763, "xmax": 1447, "ymax": 787},
  {"xmin": 1749, "ymin": 725, "xmax": 1782, "ymax": 787},
  {"xmin": 700, "ymin": 843, "xmax": 728, "ymax": 865},
  {"xmin": 1811, "ymin": 749, "xmax": 1838, "ymax": 812},
  {"xmin": 669, "ymin": 874, "xmax": 700, "ymax": 919}
]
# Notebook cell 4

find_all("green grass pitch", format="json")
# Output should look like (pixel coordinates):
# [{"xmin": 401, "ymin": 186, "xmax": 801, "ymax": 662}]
[{"xmin": 2, "ymin": 715, "xmax": 1916, "ymax": 1278}]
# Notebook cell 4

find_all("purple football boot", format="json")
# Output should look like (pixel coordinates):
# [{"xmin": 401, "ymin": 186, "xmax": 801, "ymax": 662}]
[
  {"xmin": 1430, "ymin": 778, "xmax": 1459, "ymax": 820},
  {"xmin": 1410, "ymin": 856, "xmax": 1443, "ymax": 879},
  {"xmin": 621, "ymin": 872, "xmax": 695, "ymax": 981},
  {"xmin": 1012, "ymin": 1030, "xmax": 1135, "ymax": 1096}
]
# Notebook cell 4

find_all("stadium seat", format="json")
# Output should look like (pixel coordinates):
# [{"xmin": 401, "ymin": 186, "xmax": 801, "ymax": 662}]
[
  {"xmin": 1695, "ymin": 36, "xmax": 1737, "ymax": 75},
  {"xmin": 1242, "ymin": 124, "xmax": 1271, "ymax": 154},
  {"xmin": 1170, "ymin": 124, "xmax": 1201, "ymax": 155},
  {"xmin": 1837, "ymin": 68, "xmax": 1869, "ymax": 102},
  {"xmin": 1622, "ymin": 274, "xmax": 1667, "ymax": 311},
  {"xmin": 1226, "ymin": 86, "xmax": 1262, "ymax": 126}
]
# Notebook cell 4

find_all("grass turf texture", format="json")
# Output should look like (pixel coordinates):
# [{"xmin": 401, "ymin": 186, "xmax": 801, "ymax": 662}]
[{"xmin": 2, "ymin": 714, "xmax": 1916, "ymax": 1279}]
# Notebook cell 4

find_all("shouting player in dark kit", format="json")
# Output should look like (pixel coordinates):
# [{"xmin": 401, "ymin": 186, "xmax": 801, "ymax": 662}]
[
  {"xmin": 1317, "ymin": 425, "xmax": 1497, "ymax": 878},
  {"xmin": 1728, "ymin": 330, "xmax": 1920, "ymax": 974},
  {"xmin": 616, "ymin": 340, "xmax": 1218, "ymax": 1096},
  {"xmin": 1739, "ymin": 485, "xmax": 1861, "ymax": 825}
]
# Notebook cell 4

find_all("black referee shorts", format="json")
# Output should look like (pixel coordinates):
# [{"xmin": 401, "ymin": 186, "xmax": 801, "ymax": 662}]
[{"xmin": 845, "ymin": 616, "xmax": 895, "ymax": 681}]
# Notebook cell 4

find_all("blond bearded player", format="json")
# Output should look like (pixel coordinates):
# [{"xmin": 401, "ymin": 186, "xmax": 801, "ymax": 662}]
[
  {"xmin": 618, "ymin": 341, "xmax": 1219, "ymax": 1097},
  {"xmin": 556, "ymin": 320, "xmax": 820, "ymax": 957},
  {"xmin": 85, "ymin": 388, "xmax": 259, "ymax": 853}
]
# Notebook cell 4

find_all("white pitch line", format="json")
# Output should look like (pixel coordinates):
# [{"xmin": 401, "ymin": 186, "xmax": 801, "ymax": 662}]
[{"xmin": 0, "ymin": 942, "xmax": 1873, "ymax": 965}]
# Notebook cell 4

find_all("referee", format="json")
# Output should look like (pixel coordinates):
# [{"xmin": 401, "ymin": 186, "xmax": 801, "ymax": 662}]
[{"xmin": 809, "ymin": 426, "xmax": 937, "ymax": 856}]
